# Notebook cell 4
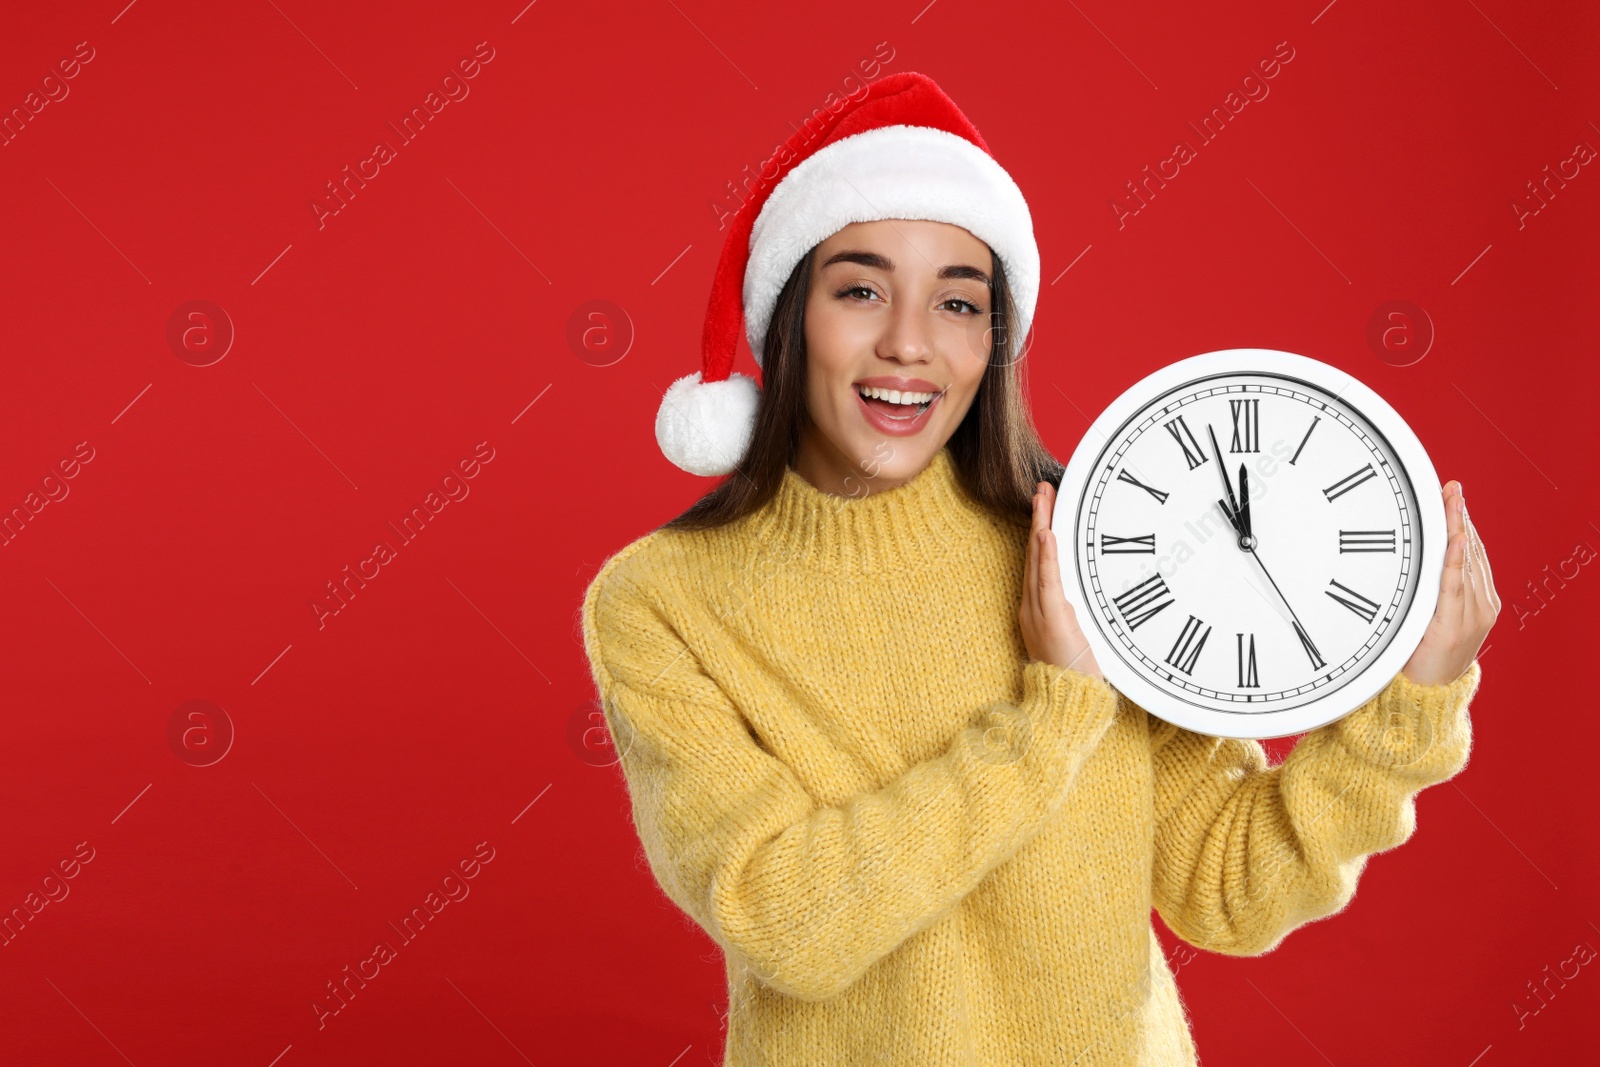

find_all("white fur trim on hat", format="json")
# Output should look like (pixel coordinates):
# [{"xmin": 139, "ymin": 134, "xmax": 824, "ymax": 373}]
[
  {"xmin": 742, "ymin": 124, "xmax": 1039, "ymax": 364},
  {"xmin": 654, "ymin": 370, "xmax": 761, "ymax": 477}
]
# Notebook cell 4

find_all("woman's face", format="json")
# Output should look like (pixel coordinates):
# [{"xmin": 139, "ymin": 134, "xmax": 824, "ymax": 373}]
[{"xmin": 794, "ymin": 218, "xmax": 994, "ymax": 496}]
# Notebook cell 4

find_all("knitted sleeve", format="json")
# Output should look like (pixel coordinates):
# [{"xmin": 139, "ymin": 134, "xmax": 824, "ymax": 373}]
[
  {"xmin": 582, "ymin": 558, "xmax": 1121, "ymax": 1002},
  {"xmin": 1148, "ymin": 660, "xmax": 1482, "ymax": 957}
]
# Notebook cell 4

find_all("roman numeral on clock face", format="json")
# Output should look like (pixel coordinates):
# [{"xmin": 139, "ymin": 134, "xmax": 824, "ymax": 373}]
[
  {"xmin": 1293, "ymin": 621, "xmax": 1326, "ymax": 670},
  {"xmin": 1323, "ymin": 463, "xmax": 1379, "ymax": 502},
  {"xmin": 1339, "ymin": 529, "xmax": 1396, "ymax": 553},
  {"xmin": 1163, "ymin": 415, "xmax": 1208, "ymax": 470},
  {"xmin": 1229, "ymin": 398, "xmax": 1260, "ymax": 453},
  {"xmin": 1165, "ymin": 615, "xmax": 1211, "ymax": 675},
  {"xmin": 1289, "ymin": 416, "xmax": 1319, "ymax": 465},
  {"xmin": 1100, "ymin": 533, "xmax": 1156, "ymax": 554},
  {"xmin": 1111, "ymin": 573, "xmax": 1174, "ymax": 630},
  {"xmin": 1325, "ymin": 578, "xmax": 1382, "ymax": 623},
  {"xmin": 1237, "ymin": 633, "xmax": 1259, "ymax": 688},
  {"xmin": 1116, "ymin": 468, "xmax": 1169, "ymax": 504}
]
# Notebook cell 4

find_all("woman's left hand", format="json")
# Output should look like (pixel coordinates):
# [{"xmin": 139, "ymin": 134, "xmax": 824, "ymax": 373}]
[{"xmin": 1400, "ymin": 480, "xmax": 1500, "ymax": 686}]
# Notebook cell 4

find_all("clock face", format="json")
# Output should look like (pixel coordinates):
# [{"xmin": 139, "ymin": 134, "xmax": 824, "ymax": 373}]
[{"xmin": 1055, "ymin": 350, "xmax": 1444, "ymax": 739}]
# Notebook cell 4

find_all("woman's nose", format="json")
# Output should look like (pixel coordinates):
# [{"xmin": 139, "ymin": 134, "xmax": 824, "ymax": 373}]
[{"xmin": 877, "ymin": 300, "xmax": 933, "ymax": 363}]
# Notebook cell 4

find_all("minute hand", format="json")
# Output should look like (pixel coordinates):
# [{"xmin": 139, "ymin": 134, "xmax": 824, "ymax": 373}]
[
  {"xmin": 1205, "ymin": 424, "xmax": 1244, "ymax": 536},
  {"xmin": 1244, "ymin": 543, "xmax": 1326, "ymax": 670}
]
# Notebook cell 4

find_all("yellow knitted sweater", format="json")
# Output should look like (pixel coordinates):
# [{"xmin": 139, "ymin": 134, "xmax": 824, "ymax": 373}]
[{"xmin": 580, "ymin": 446, "xmax": 1481, "ymax": 1066}]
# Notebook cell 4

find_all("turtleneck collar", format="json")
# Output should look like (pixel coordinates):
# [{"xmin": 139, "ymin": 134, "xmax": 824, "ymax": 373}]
[{"xmin": 739, "ymin": 447, "xmax": 993, "ymax": 572}]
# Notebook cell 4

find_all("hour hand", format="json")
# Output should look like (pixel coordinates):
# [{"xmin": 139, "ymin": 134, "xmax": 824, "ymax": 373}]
[{"xmin": 1237, "ymin": 463, "xmax": 1252, "ymax": 540}]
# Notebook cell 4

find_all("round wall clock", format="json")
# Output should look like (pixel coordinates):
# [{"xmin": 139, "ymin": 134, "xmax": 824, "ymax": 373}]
[{"xmin": 1052, "ymin": 348, "xmax": 1446, "ymax": 740}]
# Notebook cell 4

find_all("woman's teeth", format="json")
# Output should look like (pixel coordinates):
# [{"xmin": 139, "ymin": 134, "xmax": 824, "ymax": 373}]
[
  {"xmin": 857, "ymin": 384, "xmax": 936, "ymax": 405},
  {"xmin": 856, "ymin": 385, "xmax": 934, "ymax": 421}
]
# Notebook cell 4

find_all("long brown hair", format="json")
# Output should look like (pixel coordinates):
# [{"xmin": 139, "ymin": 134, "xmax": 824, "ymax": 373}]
[{"xmin": 661, "ymin": 241, "xmax": 1063, "ymax": 531}]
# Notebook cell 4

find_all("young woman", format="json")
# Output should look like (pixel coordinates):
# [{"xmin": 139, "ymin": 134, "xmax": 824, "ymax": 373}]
[{"xmin": 582, "ymin": 73, "xmax": 1497, "ymax": 1066}]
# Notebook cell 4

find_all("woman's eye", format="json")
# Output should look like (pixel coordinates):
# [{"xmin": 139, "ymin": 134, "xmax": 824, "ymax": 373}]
[
  {"xmin": 839, "ymin": 285, "xmax": 879, "ymax": 301},
  {"xmin": 942, "ymin": 298, "xmax": 982, "ymax": 314}
]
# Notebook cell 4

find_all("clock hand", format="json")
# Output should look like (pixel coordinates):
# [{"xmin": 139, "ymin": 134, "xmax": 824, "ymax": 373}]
[
  {"xmin": 1214, "ymin": 495, "xmax": 1241, "ymax": 538},
  {"xmin": 1244, "ymin": 542, "xmax": 1326, "ymax": 670},
  {"xmin": 1206, "ymin": 424, "xmax": 1245, "ymax": 540},
  {"xmin": 1238, "ymin": 463, "xmax": 1253, "ymax": 542}
]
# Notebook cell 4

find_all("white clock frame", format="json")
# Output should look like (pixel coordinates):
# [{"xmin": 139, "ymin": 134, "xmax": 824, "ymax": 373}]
[{"xmin": 1052, "ymin": 348, "xmax": 1446, "ymax": 740}]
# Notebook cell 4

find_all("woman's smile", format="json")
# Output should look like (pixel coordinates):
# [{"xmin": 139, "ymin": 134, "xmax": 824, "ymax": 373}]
[{"xmin": 853, "ymin": 376, "xmax": 948, "ymax": 435}]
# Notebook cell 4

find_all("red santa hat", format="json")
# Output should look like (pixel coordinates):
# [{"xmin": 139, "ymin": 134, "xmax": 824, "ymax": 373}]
[{"xmin": 655, "ymin": 71, "xmax": 1040, "ymax": 476}]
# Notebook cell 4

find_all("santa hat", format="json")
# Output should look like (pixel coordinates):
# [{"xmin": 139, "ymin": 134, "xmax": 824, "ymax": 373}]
[{"xmin": 655, "ymin": 71, "xmax": 1040, "ymax": 476}]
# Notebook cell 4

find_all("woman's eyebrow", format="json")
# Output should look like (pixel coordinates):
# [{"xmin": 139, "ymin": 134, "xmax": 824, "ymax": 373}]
[
  {"xmin": 939, "ymin": 264, "xmax": 991, "ymax": 286},
  {"xmin": 821, "ymin": 250, "xmax": 893, "ymax": 272},
  {"xmin": 821, "ymin": 250, "xmax": 991, "ymax": 286}
]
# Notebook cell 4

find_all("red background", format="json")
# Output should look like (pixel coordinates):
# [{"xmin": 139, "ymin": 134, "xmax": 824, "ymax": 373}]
[{"xmin": 1, "ymin": 1, "xmax": 1595, "ymax": 1064}]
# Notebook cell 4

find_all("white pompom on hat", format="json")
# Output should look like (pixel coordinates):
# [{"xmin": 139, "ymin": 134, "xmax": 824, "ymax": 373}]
[{"xmin": 655, "ymin": 71, "xmax": 1041, "ymax": 476}]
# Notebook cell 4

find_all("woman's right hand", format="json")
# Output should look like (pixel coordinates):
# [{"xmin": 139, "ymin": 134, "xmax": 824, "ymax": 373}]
[{"xmin": 1020, "ymin": 480, "xmax": 1105, "ymax": 683}]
